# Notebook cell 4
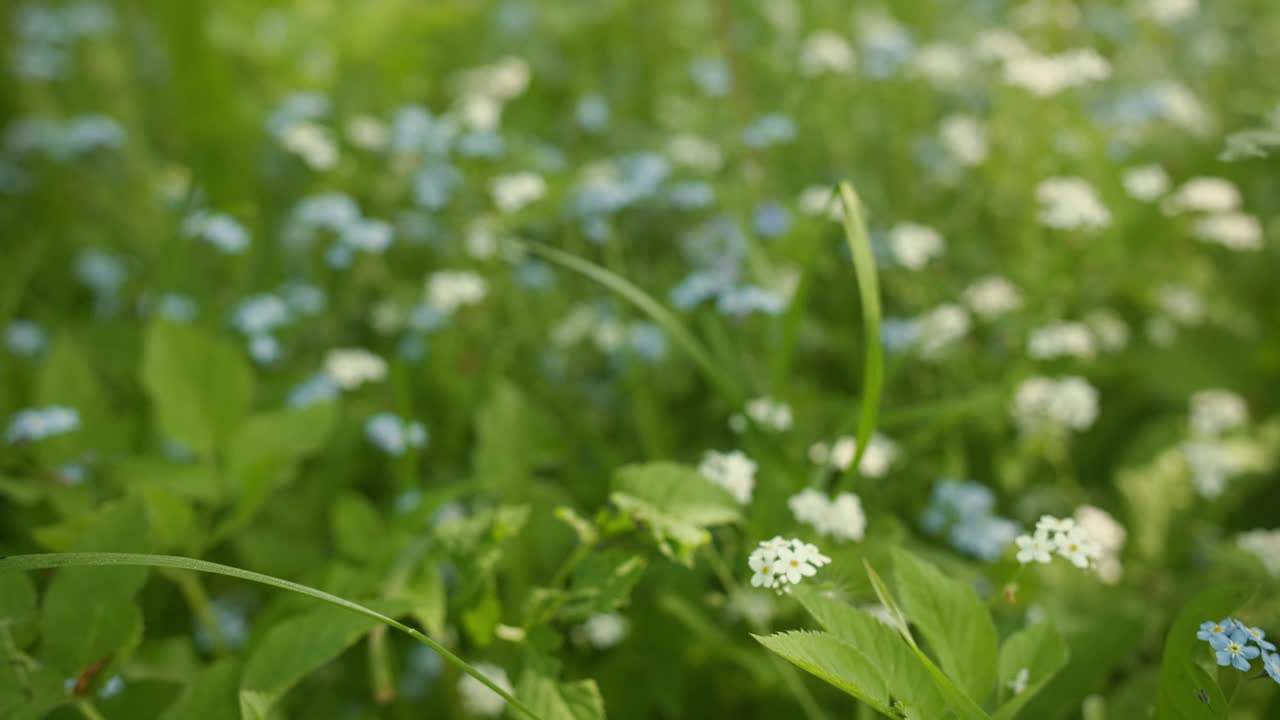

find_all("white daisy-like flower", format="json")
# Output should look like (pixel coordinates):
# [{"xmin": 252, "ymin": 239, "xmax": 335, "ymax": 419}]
[
  {"xmin": 1190, "ymin": 389, "xmax": 1248, "ymax": 437},
  {"xmin": 747, "ymin": 538, "xmax": 830, "ymax": 594},
  {"xmin": 776, "ymin": 546, "xmax": 818, "ymax": 584},
  {"xmin": 1054, "ymin": 526, "xmax": 1102, "ymax": 569},
  {"xmin": 1015, "ymin": 532, "xmax": 1055, "ymax": 564}
]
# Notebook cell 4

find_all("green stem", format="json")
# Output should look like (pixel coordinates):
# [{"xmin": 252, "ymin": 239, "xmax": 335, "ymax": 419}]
[
  {"xmin": 166, "ymin": 569, "xmax": 227, "ymax": 657},
  {"xmin": 0, "ymin": 553, "xmax": 543, "ymax": 720},
  {"xmin": 76, "ymin": 700, "xmax": 108, "ymax": 720}
]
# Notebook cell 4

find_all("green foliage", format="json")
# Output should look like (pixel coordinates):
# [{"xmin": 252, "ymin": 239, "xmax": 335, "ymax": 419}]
[
  {"xmin": 517, "ymin": 653, "xmax": 607, "ymax": 720},
  {"xmin": 610, "ymin": 462, "xmax": 741, "ymax": 566},
  {"xmin": 1155, "ymin": 586, "xmax": 1255, "ymax": 720},
  {"xmin": 993, "ymin": 621, "xmax": 1068, "ymax": 720}
]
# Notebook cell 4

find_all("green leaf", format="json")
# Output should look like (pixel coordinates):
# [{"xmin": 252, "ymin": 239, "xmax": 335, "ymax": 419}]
[
  {"xmin": 836, "ymin": 182, "xmax": 883, "ymax": 481},
  {"xmin": 754, "ymin": 631, "xmax": 894, "ymax": 716},
  {"xmin": 892, "ymin": 548, "xmax": 998, "ymax": 705},
  {"xmin": 0, "ymin": 553, "xmax": 543, "ymax": 719},
  {"xmin": 993, "ymin": 621, "xmax": 1069, "ymax": 720},
  {"xmin": 792, "ymin": 587, "xmax": 948, "ymax": 717},
  {"xmin": 0, "ymin": 572, "xmax": 39, "ymax": 649},
  {"xmin": 1154, "ymin": 585, "xmax": 1254, "ymax": 720},
  {"xmin": 36, "ymin": 336, "xmax": 122, "ymax": 464},
  {"xmin": 609, "ymin": 462, "xmax": 740, "ymax": 566},
  {"xmin": 473, "ymin": 380, "xmax": 550, "ymax": 491},
  {"xmin": 112, "ymin": 458, "xmax": 223, "ymax": 504},
  {"xmin": 38, "ymin": 498, "xmax": 151, "ymax": 674},
  {"xmin": 160, "ymin": 659, "xmax": 241, "ymax": 720},
  {"xmin": 330, "ymin": 492, "xmax": 385, "ymax": 562},
  {"xmin": 139, "ymin": 487, "xmax": 197, "ymax": 554},
  {"xmin": 562, "ymin": 552, "xmax": 647, "ymax": 622},
  {"xmin": 462, "ymin": 584, "xmax": 502, "ymax": 647},
  {"xmin": 140, "ymin": 320, "xmax": 254, "ymax": 456},
  {"xmin": 0, "ymin": 659, "xmax": 68, "ymax": 720},
  {"xmin": 517, "ymin": 653, "xmax": 607, "ymax": 720},
  {"xmin": 519, "ymin": 241, "xmax": 742, "ymax": 404},
  {"xmin": 404, "ymin": 562, "xmax": 447, "ymax": 638}
]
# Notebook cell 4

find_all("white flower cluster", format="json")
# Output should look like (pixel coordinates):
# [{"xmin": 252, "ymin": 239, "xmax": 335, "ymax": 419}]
[
  {"xmin": 698, "ymin": 450, "xmax": 757, "ymax": 505},
  {"xmin": 490, "ymin": 171, "xmax": 547, "ymax": 213},
  {"xmin": 963, "ymin": 276, "xmax": 1022, "ymax": 319},
  {"xmin": 808, "ymin": 433, "xmax": 897, "ymax": 478},
  {"xmin": 1014, "ymin": 515, "xmax": 1102, "ymax": 570},
  {"xmin": 324, "ymin": 348, "xmax": 387, "ymax": 390},
  {"xmin": 940, "ymin": 114, "xmax": 989, "ymax": 167},
  {"xmin": 731, "ymin": 396, "xmax": 793, "ymax": 433},
  {"xmin": 457, "ymin": 662, "xmax": 513, "ymax": 718},
  {"xmin": 916, "ymin": 303, "xmax": 972, "ymax": 357},
  {"xmin": 1035, "ymin": 177, "xmax": 1111, "ymax": 231},
  {"xmin": 1162, "ymin": 177, "xmax": 1263, "ymax": 251},
  {"xmin": 1011, "ymin": 376, "xmax": 1099, "ymax": 435},
  {"xmin": 888, "ymin": 223, "xmax": 945, "ymax": 270},
  {"xmin": 800, "ymin": 31, "xmax": 856, "ymax": 76},
  {"xmin": 1074, "ymin": 505, "xmax": 1127, "ymax": 584},
  {"xmin": 1190, "ymin": 389, "xmax": 1248, "ymax": 437},
  {"xmin": 426, "ymin": 270, "xmax": 488, "ymax": 315},
  {"xmin": 1002, "ymin": 47, "xmax": 1111, "ymax": 97},
  {"xmin": 748, "ymin": 536, "xmax": 831, "ymax": 593},
  {"xmin": 1183, "ymin": 389, "xmax": 1251, "ymax": 499},
  {"xmin": 789, "ymin": 489, "xmax": 867, "ymax": 542},
  {"xmin": 577, "ymin": 612, "xmax": 629, "ymax": 650},
  {"xmin": 1237, "ymin": 529, "xmax": 1280, "ymax": 576},
  {"xmin": 1027, "ymin": 321, "xmax": 1096, "ymax": 360}
]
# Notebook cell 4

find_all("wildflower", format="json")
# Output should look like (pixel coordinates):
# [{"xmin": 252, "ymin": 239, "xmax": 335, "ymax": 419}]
[
  {"xmin": 742, "ymin": 113, "xmax": 796, "ymax": 149},
  {"xmin": 1003, "ymin": 48, "xmax": 1111, "ymax": 96},
  {"xmin": 1084, "ymin": 310, "xmax": 1129, "ymax": 352},
  {"xmin": 1014, "ymin": 533, "xmax": 1054, "ymax": 564},
  {"xmin": 748, "ymin": 537, "xmax": 830, "ymax": 593},
  {"xmin": 324, "ymin": 348, "xmax": 387, "ymax": 389},
  {"xmin": 1237, "ymin": 530, "xmax": 1280, "ymax": 576},
  {"xmin": 689, "ymin": 58, "xmax": 731, "ymax": 97},
  {"xmin": 698, "ymin": 450, "xmax": 756, "ymax": 505},
  {"xmin": 232, "ymin": 295, "xmax": 290, "ymax": 336},
  {"xmin": 1210, "ymin": 631, "xmax": 1260, "ymax": 671},
  {"xmin": 182, "ymin": 210, "xmax": 250, "ymax": 253},
  {"xmin": 1190, "ymin": 390, "xmax": 1247, "ymax": 437},
  {"xmin": 1264, "ymin": 652, "xmax": 1280, "ymax": 685},
  {"xmin": 888, "ymin": 223, "xmax": 945, "ymax": 270},
  {"xmin": 1122, "ymin": 165, "xmax": 1170, "ymax": 201},
  {"xmin": 490, "ymin": 172, "xmax": 546, "ymax": 213},
  {"xmin": 1014, "ymin": 515, "xmax": 1102, "ymax": 571},
  {"xmin": 288, "ymin": 373, "xmax": 339, "ymax": 408},
  {"xmin": 1027, "ymin": 322, "xmax": 1096, "ymax": 360},
  {"xmin": 809, "ymin": 433, "xmax": 897, "ymax": 478},
  {"xmin": 963, "ymin": 276, "xmax": 1022, "ymax": 319},
  {"xmin": 1035, "ymin": 177, "xmax": 1111, "ymax": 231},
  {"xmin": 457, "ymin": 662, "xmax": 513, "ymax": 718},
  {"xmin": 1193, "ymin": 213, "xmax": 1263, "ymax": 251},
  {"xmin": 365, "ymin": 414, "xmax": 428, "ymax": 456},
  {"xmin": 1011, "ymin": 376, "xmax": 1099, "ymax": 434},
  {"xmin": 1137, "ymin": 0, "xmax": 1198, "ymax": 25},
  {"xmin": 576, "ymin": 95, "xmax": 609, "ymax": 132},
  {"xmin": 916, "ymin": 304, "xmax": 971, "ymax": 357},
  {"xmin": 6, "ymin": 406, "xmax": 80, "ymax": 444},
  {"xmin": 5, "ymin": 320, "xmax": 46, "ymax": 357},
  {"xmin": 279, "ymin": 121, "xmax": 339, "ymax": 170},
  {"xmin": 1074, "ymin": 505, "xmax": 1127, "ymax": 583},
  {"xmin": 340, "ymin": 218, "xmax": 394, "ymax": 254},
  {"xmin": 1163, "ymin": 177, "xmax": 1240, "ymax": 214},
  {"xmin": 426, "ymin": 271, "xmax": 488, "ymax": 315},
  {"xmin": 939, "ymin": 114, "xmax": 989, "ymax": 166},
  {"xmin": 1197, "ymin": 619, "xmax": 1235, "ymax": 643},
  {"xmin": 580, "ymin": 613, "xmax": 628, "ymax": 649},
  {"xmin": 800, "ymin": 31, "xmax": 856, "ymax": 76},
  {"xmin": 921, "ymin": 481, "xmax": 1021, "ymax": 561},
  {"xmin": 1007, "ymin": 668, "xmax": 1030, "ymax": 695},
  {"xmin": 787, "ymin": 490, "xmax": 866, "ymax": 542}
]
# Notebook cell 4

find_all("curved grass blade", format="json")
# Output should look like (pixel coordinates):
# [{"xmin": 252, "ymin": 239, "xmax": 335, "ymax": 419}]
[
  {"xmin": 517, "ymin": 240, "xmax": 743, "ymax": 405},
  {"xmin": 836, "ymin": 183, "xmax": 883, "ymax": 486},
  {"xmin": 0, "ymin": 553, "xmax": 543, "ymax": 720}
]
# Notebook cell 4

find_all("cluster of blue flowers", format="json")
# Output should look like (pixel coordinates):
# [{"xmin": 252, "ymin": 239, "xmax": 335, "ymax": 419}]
[
  {"xmin": 365, "ymin": 413, "xmax": 429, "ymax": 457},
  {"xmin": 5, "ymin": 405, "xmax": 80, "ymax": 444},
  {"xmin": 1198, "ymin": 618, "xmax": 1280, "ymax": 683},
  {"xmin": 920, "ymin": 479, "xmax": 1020, "ymax": 562}
]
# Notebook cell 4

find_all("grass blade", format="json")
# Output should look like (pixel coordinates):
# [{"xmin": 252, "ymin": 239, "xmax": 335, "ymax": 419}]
[
  {"xmin": 0, "ymin": 552, "xmax": 543, "ymax": 720},
  {"xmin": 836, "ymin": 183, "xmax": 884, "ymax": 487},
  {"xmin": 518, "ymin": 240, "xmax": 744, "ymax": 405}
]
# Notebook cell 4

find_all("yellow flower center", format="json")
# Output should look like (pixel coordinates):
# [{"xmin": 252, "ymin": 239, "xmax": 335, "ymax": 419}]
[{"xmin": 1228, "ymin": 643, "xmax": 1242, "ymax": 653}]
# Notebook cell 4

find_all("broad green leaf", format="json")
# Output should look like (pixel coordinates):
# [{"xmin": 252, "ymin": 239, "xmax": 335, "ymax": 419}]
[
  {"xmin": 140, "ymin": 320, "xmax": 254, "ymax": 456},
  {"xmin": 993, "ymin": 621, "xmax": 1069, "ymax": 720},
  {"xmin": 754, "ymin": 630, "xmax": 895, "ymax": 716},
  {"xmin": 0, "ymin": 573, "xmax": 38, "ymax": 649},
  {"xmin": 160, "ymin": 659, "xmax": 241, "ymax": 720},
  {"xmin": 473, "ymin": 380, "xmax": 550, "ymax": 491},
  {"xmin": 241, "ymin": 600, "xmax": 410, "ymax": 715},
  {"xmin": 404, "ymin": 562, "xmax": 447, "ymax": 638},
  {"xmin": 562, "ymin": 552, "xmax": 647, "ymax": 622},
  {"xmin": 112, "ymin": 457, "xmax": 223, "ymax": 503},
  {"xmin": 1154, "ymin": 585, "xmax": 1254, "ymax": 720},
  {"xmin": 238, "ymin": 689, "xmax": 275, "ymax": 720},
  {"xmin": 517, "ymin": 653, "xmax": 606, "ymax": 720},
  {"xmin": 330, "ymin": 492, "xmax": 385, "ymax": 561},
  {"xmin": 36, "ymin": 335, "xmax": 123, "ymax": 464},
  {"xmin": 892, "ymin": 548, "xmax": 998, "ymax": 705},
  {"xmin": 0, "ymin": 659, "xmax": 68, "ymax": 720},
  {"xmin": 139, "ymin": 486, "xmax": 197, "ymax": 554},
  {"xmin": 609, "ymin": 462, "xmax": 740, "ymax": 566},
  {"xmin": 792, "ymin": 587, "xmax": 948, "ymax": 717},
  {"xmin": 462, "ymin": 583, "xmax": 502, "ymax": 647},
  {"xmin": 39, "ymin": 497, "xmax": 151, "ymax": 674}
]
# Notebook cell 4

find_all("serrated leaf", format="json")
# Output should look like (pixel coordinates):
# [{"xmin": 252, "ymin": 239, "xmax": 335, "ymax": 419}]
[
  {"xmin": 993, "ymin": 621, "xmax": 1069, "ymax": 720},
  {"xmin": 892, "ymin": 548, "xmax": 998, "ymax": 705},
  {"xmin": 140, "ymin": 320, "xmax": 254, "ymax": 457},
  {"xmin": 609, "ymin": 462, "xmax": 740, "ymax": 566},
  {"xmin": 160, "ymin": 659, "xmax": 241, "ymax": 720},
  {"xmin": 1154, "ymin": 585, "xmax": 1254, "ymax": 720},
  {"xmin": 754, "ymin": 630, "xmax": 895, "ymax": 715},
  {"xmin": 792, "ymin": 587, "xmax": 948, "ymax": 717},
  {"xmin": 517, "ymin": 653, "xmax": 606, "ymax": 720},
  {"xmin": 562, "ymin": 552, "xmax": 647, "ymax": 622}
]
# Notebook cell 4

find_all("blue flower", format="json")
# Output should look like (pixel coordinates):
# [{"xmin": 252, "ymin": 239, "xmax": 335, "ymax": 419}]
[
  {"xmin": 689, "ymin": 58, "xmax": 731, "ymax": 97},
  {"xmin": 1239, "ymin": 623, "xmax": 1277, "ymax": 652},
  {"xmin": 1197, "ymin": 619, "xmax": 1234, "ymax": 643},
  {"xmin": 287, "ymin": 373, "xmax": 339, "ymax": 409},
  {"xmin": 1210, "ymin": 629, "xmax": 1260, "ymax": 671},
  {"xmin": 753, "ymin": 202, "xmax": 791, "ymax": 238},
  {"xmin": 576, "ymin": 95, "xmax": 609, "ymax": 132},
  {"xmin": 6, "ymin": 406, "xmax": 80, "ymax": 444},
  {"xmin": 5, "ymin": 320, "xmax": 46, "ymax": 357},
  {"xmin": 1264, "ymin": 651, "xmax": 1280, "ymax": 685},
  {"xmin": 741, "ymin": 113, "xmax": 797, "ymax": 149},
  {"xmin": 365, "ymin": 413, "xmax": 429, "ymax": 456}
]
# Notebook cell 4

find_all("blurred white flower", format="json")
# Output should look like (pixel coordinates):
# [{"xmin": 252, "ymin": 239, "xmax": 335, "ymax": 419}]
[
  {"xmin": 279, "ymin": 121, "xmax": 339, "ymax": 170},
  {"xmin": 912, "ymin": 43, "xmax": 973, "ymax": 86},
  {"xmin": 580, "ymin": 613, "xmax": 629, "ymax": 650},
  {"xmin": 1011, "ymin": 376, "xmax": 1099, "ymax": 434},
  {"xmin": 974, "ymin": 28, "xmax": 1031, "ymax": 63},
  {"xmin": 1193, "ymin": 212, "xmax": 1263, "ymax": 251},
  {"xmin": 1003, "ymin": 48, "xmax": 1110, "ymax": 96},
  {"xmin": 427, "ymin": 271, "xmax": 488, "ymax": 315},
  {"xmin": 917, "ymin": 303, "xmax": 971, "ymax": 357},
  {"xmin": 787, "ymin": 490, "xmax": 867, "ymax": 542},
  {"xmin": 667, "ymin": 133, "xmax": 723, "ymax": 173},
  {"xmin": 1237, "ymin": 529, "xmax": 1280, "ymax": 575},
  {"xmin": 1163, "ymin": 177, "xmax": 1241, "ymax": 214},
  {"xmin": 940, "ymin": 114, "xmax": 989, "ymax": 166},
  {"xmin": 457, "ymin": 662, "xmax": 513, "ymax": 718},
  {"xmin": 889, "ymin": 223, "xmax": 945, "ymax": 270},
  {"xmin": 810, "ymin": 434, "xmax": 897, "ymax": 477},
  {"xmin": 1136, "ymin": 0, "xmax": 1198, "ymax": 24},
  {"xmin": 491, "ymin": 171, "xmax": 546, "ymax": 213},
  {"xmin": 1189, "ymin": 389, "xmax": 1248, "ymax": 437},
  {"xmin": 345, "ymin": 114, "xmax": 389, "ymax": 150},
  {"xmin": 1028, "ymin": 322, "xmax": 1096, "ymax": 360},
  {"xmin": 1084, "ymin": 309, "xmax": 1130, "ymax": 352},
  {"xmin": 698, "ymin": 450, "xmax": 757, "ymax": 505},
  {"xmin": 1122, "ymin": 165, "xmax": 1170, "ymax": 202},
  {"xmin": 1156, "ymin": 285, "xmax": 1204, "ymax": 324},
  {"xmin": 1035, "ymin": 177, "xmax": 1111, "ymax": 231},
  {"xmin": 801, "ymin": 31, "xmax": 856, "ymax": 76},
  {"xmin": 735, "ymin": 396, "xmax": 793, "ymax": 432},
  {"xmin": 1074, "ymin": 505, "xmax": 1126, "ymax": 583},
  {"xmin": 963, "ymin": 276, "xmax": 1022, "ymax": 319},
  {"xmin": 324, "ymin": 348, "xmax": 387, "ymax": 390}
]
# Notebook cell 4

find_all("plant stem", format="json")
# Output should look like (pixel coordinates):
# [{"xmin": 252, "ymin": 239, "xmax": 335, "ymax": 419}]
[
  {"xmin": 76, "ymin": 700, "xmax": 108, "ymax": 720},
  {"xmin": 167, "ymin": 569, "xmax": 227, "ymax": 656}
]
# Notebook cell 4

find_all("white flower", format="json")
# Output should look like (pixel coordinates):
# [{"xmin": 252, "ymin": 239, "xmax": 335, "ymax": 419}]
[
  {"xmin": 1036, "ymin": 515, "xmax": 1077, "ymax": 534},
  {"xmin": 1035, "ymin": 177, "xmax": 1111, "ymax": 231},
  {"xmin": 1193, "ymin": 212, "xmax": 1263, "ymax": 251},
  {"xmin": 1163, "ymin": 177, "xmax": 1241, "ymax": 214},
  {"xmin": 1123, "ymin": 165, "xmax": 1170, "ymax": 202},
  {"xmin": 1028, "ymin": 322, "xmax": 1096, "ymax": 360},
  {"xmin": 818, "ymin": 433, "xmax": 898, "ymax": 477},
  {"xmin": 788, "ymin": 489, "xmax": 830, "ymax": 527},
  {"xmin": 1008, "ymin": 668, "xmax": 1030, "ymax": 695},
  {"xmin": 1084, "ymin": 310, "xmax": 1129, "ymax": 352},
  {"xmin": 1156, "ymin": 285, "xmax": 1203, "ymax": 324},
  {"xmin": 324, "ymin": 348, "xmax": 387, "ymax": 390},
  {"xmin": 1237, "ymin": 529, "xmax": 1280, "ymax": 576},
  {"xmin": 800, "ymin": 31, "xmax": 856, "ymax": 76},
  {"xmin": 940, "ymin": 114, "xmax": 989, "ymax": 166},
  {"xmin": 964, "ymin": 276, "xmax": 1022, "ymax": 319},
  {"xmin": 1135, "ymin": 0, "xmax": 1198, "ymax": 25},
  {"xmin": 667, "ymin": 133, "xmax": 723, "ymax": 172},
  {"xmin": 426, "ymin": 271, "xmax": 488, "ymax": 315},
  {"xmin": 1054, "ymin": 526, "xmax": 1102, "ymax": 569},
  {"xmin": 490, "ymin": 171, "xmax": 546, "ymax": 213},
  {"xmin": 917, "ymin": 303, "xmax": 971, "ymax": 357},
  {"xmin": 580, "ymin": 613, "xmax": 628, "ymax": 649},
  {"xmin": 345, "ymin": 114, "xmax": 389, "ymax": 150},
  {"xmin": 279, "ymin": 121, "xmax": 339, "ymax": 170},
  {"xmin": 1015, "ymin": 532, "xmax": 1055, "ymax": 564},
  {"xmin": 1190, "ymin": 389, "xmax": 1248, "ymax": 436},
  {"xmin": 912, "ymin": 43, "xmax": 973, "ymax": 87},
  {"xmin": 698, "ymin": 450, "xmax": 757, "ymax": 505},
  {"xmin": 889, "ymin": 223, "xmax": 945, "ymax": 270},
  {"xmin": 826, "ymin": 493, "xmax": 868, "ymax": 542},
  {"xmin": 457, "ymin": 662, "xmax": 513, "ymax": 718},
  {"xmin": 1011, "ymin": 376, "xmax": 1099, "ymax": 434},
  {"xmin": 1003, "ymin": 48, "xmax": 1110, "ymax": 96},
  {"xmin": 748, "ymin": 538, "xmax": 830, "ymax": 593},
  {"xmin": 1074, "ymin": 504, "xmax": 1126, "ymax": 583},
  {"xmin": 743, "ymin": 397, "xmax": 793, "ymax": 432}
]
